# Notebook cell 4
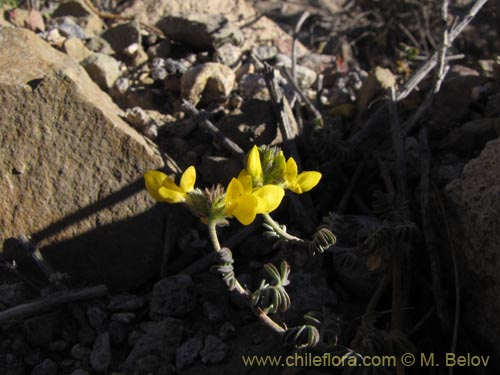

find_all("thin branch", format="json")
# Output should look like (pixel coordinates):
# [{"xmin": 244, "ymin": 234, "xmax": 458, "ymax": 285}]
[
  {"xmin": 348, "ymin": 0, "xmax": 489, "ymax": 146},
  {"xmin": 292, "ymin": 11, "xmax": 310, "ymax": 84},
  {"xmin": 262, "ymin": 213, "xmax": 308, "ymax": 246},
  {"xmin": 0, "ymin": 285, "xmax": 108, "ymax": 324},
  {"xmin": 418, "ymin": 127, "xmax": 450, "ymax": 334},
  {"xmin": 181, "ymin": 100, "xmax": 244, "ymax": 158},
  {"xmin": 281, "ymin": 67, "xmax": 323, "ymax": 126}
]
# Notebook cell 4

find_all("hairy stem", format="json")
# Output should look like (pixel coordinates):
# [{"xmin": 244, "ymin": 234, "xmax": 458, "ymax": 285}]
[
  {"xmin": 262, "ymin": 213, "xmax": 308, "ymax": 246},
  {"xmin": 207, "ymin": 221, "xmax": 285, "ymax": 334}
]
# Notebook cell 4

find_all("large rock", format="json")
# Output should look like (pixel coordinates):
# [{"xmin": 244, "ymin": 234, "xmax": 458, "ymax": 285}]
[
  {"xmin": 444, "ymin": 138, "xmax": 500, "ymax": 357},
  {"xmin": 122, "ymin": 0, "xmax": 308, "ymax": 55},
  {"xmin": 0, "ymin": 27, "xmax": 166, "ymax": 290}
]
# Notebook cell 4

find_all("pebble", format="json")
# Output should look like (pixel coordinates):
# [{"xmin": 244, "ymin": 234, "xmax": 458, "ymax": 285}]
[
  {"xmin": 175, "ymin": 337, "xmax": 203, "ymax": 370},
  {"xmin": 200, "ymin": 335, "xmax": 228, "ymax": 364},
  {"xmin": 63, "ymin": 37, "xmax": 92, "ymax": 62},
  {"xmin": 218, "ymin": 321, "xmax": 236, "ymax": 340},
  {"xmin": 137, "ymin": 354, "xmax": 160, "ymax": 372},
  {"xmin": 252, "ymin": 45, "xmax": 278, "ymax": 61},
  {"xmin": 86, "ymin": 305, "xmax": 108, "ymax": 332},
  {"xmin": 90, "ymin": 332, "xmax": 111, "ymax": 373},
  {"xmin": 150, "ymin": 274, "xmax": 197, "ymax": 318},
  {"xmin": 111, "ymin": 312, "xmax": 135, "ymax": 324},
  {"xmin": 81, "ymin": 53, "xmax": 122, "ymax": 90},
  {"xmin": 181, "ymin": 62, "xmax": 235, "ymax": 105},
  {"xmin": 31, "ymin": 359, "xmax": 58, "ymax": 375},
  {"xmin": 164, "ymin": 58, "xmax": 187, "ymax": 76},
  {"xmin": 215, "ymin": 43, "xmax": 242, "ymax": 67},
  {"xmin": 52, "ymin": 17, "xmax": 87, "ymax": 39},
  {"xmin": 70, "ymin": 370, "xmax": 90, "ymax": 375},
  {"xmin": 71, "ymin": 344, "xmax": 91, "ymax": 360},
  {"xmin": 108, "ymin": 293, "xmax": 145, "ymax": 312}
]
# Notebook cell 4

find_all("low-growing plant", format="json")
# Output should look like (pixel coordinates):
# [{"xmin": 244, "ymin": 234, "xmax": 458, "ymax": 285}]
[{"xmin": 144, "ymin": 145, "xmax": 336, "ymax": 347}]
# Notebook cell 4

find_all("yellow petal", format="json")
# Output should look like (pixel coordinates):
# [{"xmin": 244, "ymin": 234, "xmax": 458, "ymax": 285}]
[
  {"xmin": 180, "ymin": 166, "xmax": 196, "ymax": 192},
  {"xmin": 254, "ymin": 185, "xmax": 285, "ymax": 213},
  {"xmin": 288, "ymin": 183, "xmax": 303, "ymax": 194},
  {"xmin": 225, "ymin": 178, "xmax": 244, "ymax": 216},
  {"xmin": 246, "ymin": 145, "xmax": 262, "ymax": 182},
  {"xmin": 296, "ymin": 171, "xmax": 322, "ymax": 192},
  {"xmin": 285, "ymin": 157, "xmax": 298, "ymax": 184},
  {"xmin": 237, "ymin": 170, "xmax": 253, "ymax": 194},
  {"xmin": 157, "ymin": 186, "xmax": 186, "ymax": 203},
  {"xmin": 144, "ymin": 170, "xmax": 170, "ymax": 201},
  {"xmin": 233, "ymin": 194, "xmax": 258, "ymax": 225}
]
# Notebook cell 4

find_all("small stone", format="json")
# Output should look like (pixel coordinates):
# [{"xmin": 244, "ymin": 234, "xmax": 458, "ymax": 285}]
[
  {"xmin": 85, "ymin": 36, "xmax": 114, "ymax": 54},
  {"xmin": 252, "ymin": 45, "xmax": 278, "ymax": 61},
  {"xmin": 81, "ymin": 53, "xmax": 122, "ymax": 90},
  {"xmin": 70, "ymin": 370, "xmax": 90, "ymax": 375},
  {"xmin": 44, "ymin": 28, "xmax": 66, "ymax": 47},
  {"xmin": 137, "ymin": 354, "xmax": 160, "ymax": 372},
  {"xmin": 51, "ymin": 1, "xmax": 106, "ymax": 37},
  {"xmin": 181, "ymin": 62, "xmax": 235, "ymax": 106},
  {"xmin": 113, "ymin": 77, "xmax": 130, "ymax": 95},
  {"xmin": 165, "ymin": 58, "xmax": 187, "ymax": 76},
  {"xmin": 102, "ymin": 21, "xmax": 141, "ymax": 54},
  {"xmin": 275, "ymin": 53, "xmax": 317, "ymax": 88},
  {"xmin": 152, "ymin": 67, "xmax": 168, "ymax": 81},
  {"xmin": 150, "ymin": 274, "xmax": 197, "ymax": 318},
  {"xmin": 31, "ymin": 359, "xmax": 58, "ymax": 375},
  {"xmin": 90, "ymin": 332, "xmax": 111, "ymax": 373},
  {"xmin": 200, "ymin": 335, "xmax": 228, "ymax": 364},
  {"xmin": 108, "ymin": 293, "xmax": 145, "ymax": 312},
  {"xmin": 121, "ymin": 318, "xmax": 183, "ymax": 371},
  {"xmin": 215, "ymin": 43, "xmax": 242, "ymax": 68},
  {"xmin": 52, "ymin": 17, "xmax": 87, "ymax": 39},
  {"xmin": 157, "ymin": 14, "xmax": 243, "ymax": 51},
  {"xmin": 63, "ymin": 37, "xmax": 92, "ymax": 62},
  {"xmin": 87, "ymin": 305, "xmax": 108, "ymax": 332},
  {"xmin": 175, "ymin": 337, "xmax": 203, "ymax": 370},
  {"xmin": 23, "ymin": 314, "xmax": 55, "ymax": 347},
  {"xmin": 218, "ymin": 322, "xmax": 236, "ymax": 340},
  {"xmin": 126, "ymin": 107, "xmax": 149, "ymax": 130},
  {"xmin": 71, "ymin": 344, "xmax": 91, "ymax": 360},
  {"xmin": 111, "ymin": 312, "xmax": 135, "ymax": 324},
  {"xmin": 0, "ymin": 283, "xmax": 27, "ymax": 307}
]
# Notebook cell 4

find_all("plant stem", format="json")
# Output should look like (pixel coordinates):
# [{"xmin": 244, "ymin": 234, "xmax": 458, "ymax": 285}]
[
  {"xmin": 262, "ymin": 213, "xmax": 308, "ymax": 246},
  {"xmin": 207, "ymin": 221, "xmax": 286, "ymax": 334},
  {"xmin": 208, "ymin": 221, "xmax": 221, "ymax": 251}
]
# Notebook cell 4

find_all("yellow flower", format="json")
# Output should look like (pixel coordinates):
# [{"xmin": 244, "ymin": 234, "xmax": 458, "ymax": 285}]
[
  {"xmin": 284, "ymin": 158, "xmax": 322, "ymax": 194},
  {"xmin": 225, "ymin": 171, "xmax": 284, "ymax": 225},
  {"xmin": 246, "ymin": 145, "xmax": 263, "ymax": 185},
  {"xmin": 144, "ymin": 166, "xmax": 196, "ymax": 203}
]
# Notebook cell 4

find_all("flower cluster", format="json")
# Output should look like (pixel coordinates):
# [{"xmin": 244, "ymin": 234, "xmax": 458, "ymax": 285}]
[{"xmin": 144, "ymin": 145, "xmax": 322, "ymax": 225}]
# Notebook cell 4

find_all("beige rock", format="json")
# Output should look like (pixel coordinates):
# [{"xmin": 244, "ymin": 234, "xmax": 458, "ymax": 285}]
[
  {"xmin": 63, "ymin": 37, "xmax": 92, "ymax": 62},
  {"xmin": 0, "ymin": 27, "xmax": 166, "ymax": 291},
  {"xmin": 181, "ymin": 62, "xmax": 235, "ymax": 106},
  {"xmin": 444, "ymin": 138, "xmax": 500, "ymax": 357},
  {"xmin": 122, "ymin": 0, "xmax": 308, "ymax": 55}
]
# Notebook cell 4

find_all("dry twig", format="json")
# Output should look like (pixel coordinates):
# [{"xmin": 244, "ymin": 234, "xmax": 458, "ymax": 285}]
[{"xmin": 0, "ymin": 285, "xmax": 108, "ymax": 324}]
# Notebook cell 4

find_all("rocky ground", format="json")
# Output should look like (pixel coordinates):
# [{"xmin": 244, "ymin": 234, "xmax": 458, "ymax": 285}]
[{"xmin": 1, "ymin": 0, "xmax": 500, "ymax": 374}]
